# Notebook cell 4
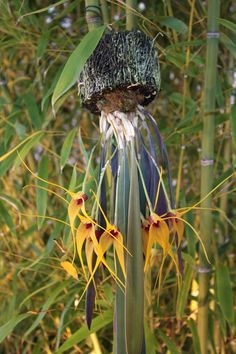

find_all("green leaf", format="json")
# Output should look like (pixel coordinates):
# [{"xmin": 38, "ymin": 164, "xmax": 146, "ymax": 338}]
[
  {"xmin": 37, "ymin": 155, "xmax": 49, "ymax": 228},
  {"xmin": 60, "ymin": 128, "xmax": 77, "ymax": 170},
  {"xmin": 125, "ymin": 140, "xmax": 144, "ymax": 354},
  {"xmin": 36, "ymin": 32, "xmax": 49, "ymax": 59},
  {"xmin": 216, "ymin": 264, "xmax": 234, "ymax": 327},
  {"xmin": 158, "ymin": 329, "xmax": 180, "ymax": 354},
  {"xmin": 55, "ymin": 310, "xmax": 113, "ymax": 353},
  {"xmin": 115, "ymin": 149, "xmax": 129, "ymax": 354},
  {"xmin": 220, "ymin": 33, "xmax": 236, "ymax": 59},
  {"xmin": 24, "ymin": 92, "xmax": 43, "ymax": 129},
  {"xmin": 218, "ymin": 18, "xmax": 236, "ymax": 35},
  {"xmin": 176, "ymin": 264, "xmax": 194, "ymax": 319},
  {"xmin": 52, "ymin": 25, "xmax": 106, "ymax": 107},
  {"xmin": 230, "ymin": 104, "xmax": 236, "ymax": 153},
  {"xmin": 0, "ymin": 200, "xmax": 16, "ymax": 236},
  {"xmin": 188, "ymin": 319, "xmax": 201, "ymax": 354},
  {"xmin": 159, "ymin": 16, "xmax": 188, "ymax": 33},
  {"xmin": 23, "ymin": 282, "xmax": 66, "ymax": 338},
  {"xmin": 14, "ymin": 132, "xmax": 44, "ymax": 168},
  {"xmin": 0, "ymin": 192, "xmax": 23, "ymax": 212},
  {"xmin": 0, "ymin": 313, "xmax": 31, "ymax": 343}
]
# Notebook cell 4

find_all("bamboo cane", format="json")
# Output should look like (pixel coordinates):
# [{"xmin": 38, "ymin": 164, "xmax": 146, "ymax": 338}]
[
  {"xmin": 198, "ymin": 1, "xmax": 220, "ymax": 353},
  {"xmin": 85, "ymin": 0, "xmax": 102, "ymax": 31},
  {"xmin": 126, "ymin": 0, "xmax": 137, "ymax": 30}
]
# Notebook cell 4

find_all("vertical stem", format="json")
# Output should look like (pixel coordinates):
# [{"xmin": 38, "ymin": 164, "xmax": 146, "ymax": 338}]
[
  {"xmin": 114, "ymin": 148, "xmax": 129, "ymax": 354},
  {"xmin": 125, "ymin": 139, "xmax": 144, "ymax": 354},
  {"xmin": 85, "ymin": 0, "xmax": 102, "ymax": 31},
  {"xmin": 126, "ymin": 0, "xmax": 137, "ymax": 30},
  {"xmin": 100, "ymin": 0, "xmax": 109, "ymax": 25},
  {"xmin": 198, "ymin": 1, "xmax": 220, "ymax": 354}
]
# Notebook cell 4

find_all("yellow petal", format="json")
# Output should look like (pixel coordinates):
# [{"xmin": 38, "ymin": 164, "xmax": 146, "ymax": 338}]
[
  {"xmin": 173, "ymin": 217, "xmax": 184, "ymax": 247},
  {"xmin": 144, "ymin": 225, "xmax": 156, "ymax": 272},
  {"xmin": 68, "ymin": 192, "xmax": 86, "ymax": 234},
  {"xmin": 76, "ymin": 222, "xmax": 94, "ymax": 278},
  {"xmin": 85, "ymin": 237, "xmax": 94, "ymax": 275},
  {"xmin": 61, "ymin": 261, "xmax": 78, "ymax": 280},
  {"xmin": 155, "ymin": 221, "xmax": 170, "ymax": 255}
]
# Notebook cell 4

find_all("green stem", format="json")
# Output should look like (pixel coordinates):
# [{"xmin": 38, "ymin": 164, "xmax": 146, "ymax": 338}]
[
  {"xmin": 85, "ymin": 0, "xmax": 102, "ymax": 31},
  {"xmin": 125, "ymin": 139, "xmax": 144, "ymax": 354},
  {"xmin": 126, "ymin": 0, "xmax": 137, "ymax": 30},
  {"xmin": 114, "ymin": 147, "xmax": 129, "ymax": 354},
  {"xmin": 198, "ymin": 1, "xmax": 220, "ymax": 353},
  {"xmin": 100, "ymin": 0, "xmax": 109, "ymax": 25}
]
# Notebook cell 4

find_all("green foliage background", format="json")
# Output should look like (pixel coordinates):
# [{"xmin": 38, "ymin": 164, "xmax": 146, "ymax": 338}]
[{"xmin": 0, "ymin": 1, "xmax": 235, "ymax": 353}]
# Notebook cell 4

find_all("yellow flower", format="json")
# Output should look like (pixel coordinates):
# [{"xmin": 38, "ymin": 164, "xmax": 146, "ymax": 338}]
[{"xmin": 68, "ymin": 192, "xmax": 88, "ymax": 234}]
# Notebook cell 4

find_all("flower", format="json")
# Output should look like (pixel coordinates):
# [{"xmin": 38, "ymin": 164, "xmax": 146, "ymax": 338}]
[
  {"xmin": 68, "ymin": 192, "xmax": 88, "ymax": 234},
  {"xmin": 144, "ymin": 213, "xmax": 172, "ymax": 272}
]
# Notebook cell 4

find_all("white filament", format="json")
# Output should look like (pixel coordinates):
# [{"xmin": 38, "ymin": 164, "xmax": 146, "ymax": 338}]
[{"xmin": 100, "ymin": 106, "xmax": 146, "ymax": 149}]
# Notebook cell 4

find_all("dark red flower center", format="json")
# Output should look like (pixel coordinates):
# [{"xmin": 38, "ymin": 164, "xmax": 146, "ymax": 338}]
[
  {"xmin": 153, "ymin": 221, "xmax": 160, "ymax": 228},
  {"xmin": 76, "ymin": 198, "xmax": 83, "ymax": 205},
  {"xmin": 110, "ymin": 229, "xmax": 119, "ymax": 237},
  {"xmin": 85, "ymin": 223, "xmax": 92, "ymax": 229}
]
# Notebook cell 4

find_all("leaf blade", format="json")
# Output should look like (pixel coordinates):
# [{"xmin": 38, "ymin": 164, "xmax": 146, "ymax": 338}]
[{"xmin": 52, "ymin": 26, "xmax": 106, "ymax": 107}]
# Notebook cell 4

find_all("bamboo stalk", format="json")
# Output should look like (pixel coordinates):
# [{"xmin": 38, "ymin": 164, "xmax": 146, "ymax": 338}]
[
  {"xmin": 197, "ymin": 1, "xmax": 220, "ymax": 353},
  {"xmin": 85, "ymin": 0, "xmax": 102, "ymax": 31},
  {"xmin": 100, "ymin": 0, "xmax": 109, "ymax": 25},
  {"xmin": 126, "ymin": 0, "xmax": 137, "ymax": 30}
]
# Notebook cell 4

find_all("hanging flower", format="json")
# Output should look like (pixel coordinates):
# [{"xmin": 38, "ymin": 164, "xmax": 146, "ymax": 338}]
[{"xmin": 68, "ymin": 192, "xmax": 88, "ymax": 234}]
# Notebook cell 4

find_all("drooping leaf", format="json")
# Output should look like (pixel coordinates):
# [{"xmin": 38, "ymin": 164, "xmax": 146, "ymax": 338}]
[
  {"xmin": 188, "ymin": 319, "xmax": 201, "ymax": 354},
  {"xmin": 159, "ymin": 16, "xmax": 188, "ymax": 33},
  {"xmin": 14, "ymin": 132, "xmax": 44, "ymax": 168},
  {"xmin": 24, "ymin": 92, "xmax": 43, "ymax": 129},
  {"xmin": 218, "ymin": 18, "xmax": 236, "ymax": 35},
  {"xmin": 0, "ymin": 313, "xmax": 31, "ymax": 343},
  {"xmin": 36, "ymin": 155, "xmax": 49, "ymax": 228},
  {"xmin": 216, "ymin": 264, "xmax": 234, "ymax": 327},
  {"xmin": 23, "ymin": 282, "xmax": 66, "ymax": 338},
  {"xmin": 55, "ymin": 310, "xmax": 113, "ymax": 353},
  {"xmin": 158, "ymin": 329, "xmax": 180, "ymax": 354},
  {"xmin": 52, "ymin": 26, "xmax": 106, "ymax": 107},
  {"xmin": 60, "ymin": 128, "xmax": 77, "ymax": 170}
]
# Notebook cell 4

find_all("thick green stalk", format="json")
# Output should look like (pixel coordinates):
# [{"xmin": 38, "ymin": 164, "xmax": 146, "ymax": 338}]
[
  {"xmin": 125, "ymin": 139, "xmax": 144, "ymax": 354},
  {"xmin": 198, "ymin": 1, "xmax": 220, "ymax": 353},
  {"xmin": 85, "ymin": 0, "xmax": 102, "ymax": 31},
  {"xmin": 126, "ymin": 0, "xmax": 137, "ymax": 30},
  {"xmin": 100, "ymin": 0, "xmax": 109, "ymax": 25},
  {"xmin": 114, "ymin": 148, "xmax": 129, "ymax": 354}
]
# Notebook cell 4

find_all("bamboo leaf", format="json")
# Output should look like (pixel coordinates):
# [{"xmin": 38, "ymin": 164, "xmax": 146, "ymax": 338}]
[
  {"xmin": 218, "ymin": 18, "xmax": 236, "ymax": 34},
  {"xmin": 24, "ymin": 92, "xmax": 43, "ymax": 129},
  {"xmin": 55, "ymin": 310, "xmax": 113, "ymax": 353},
  {"xmin": 158, "ymin": 329, "xmax": 180, "ymax": 354},
  {"xmin": 14, "ymin": 132, "xmax": 44, "ymax": 168},
  {"xmin": 0, "ymin": 200, "xmax": 16, "ymax": 236},
  {"xmin": 0, "ymin": 313, "xmax": 31, "ymax": 343},
  {"xmin": 60, "ymin": 128, "xmax": 77, "ymax": 170},
  {"xmin": 176, "ymin": 264, "xmax": 194, "ymax": 319},
  {"xmin": 23, "ymin": 283, "xmax": 66, "ymax": 338},
  {"xmin": 51, "ymin": 26, "xmax": 106, "ymax": 107},
  {"xmin": 188, "ymin": 319, "xmax": 201, "ymax": 354},
  {"xmin": 216, "ymin": 264, "xmax": 234, "ymax": 327},
  {"xmin": 159, "ymin": 16, "xmax": 188, "ymax": 33},
  {"xmin": 37, "ymin": 155, "xmax": 49, "ymax": 228}
]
